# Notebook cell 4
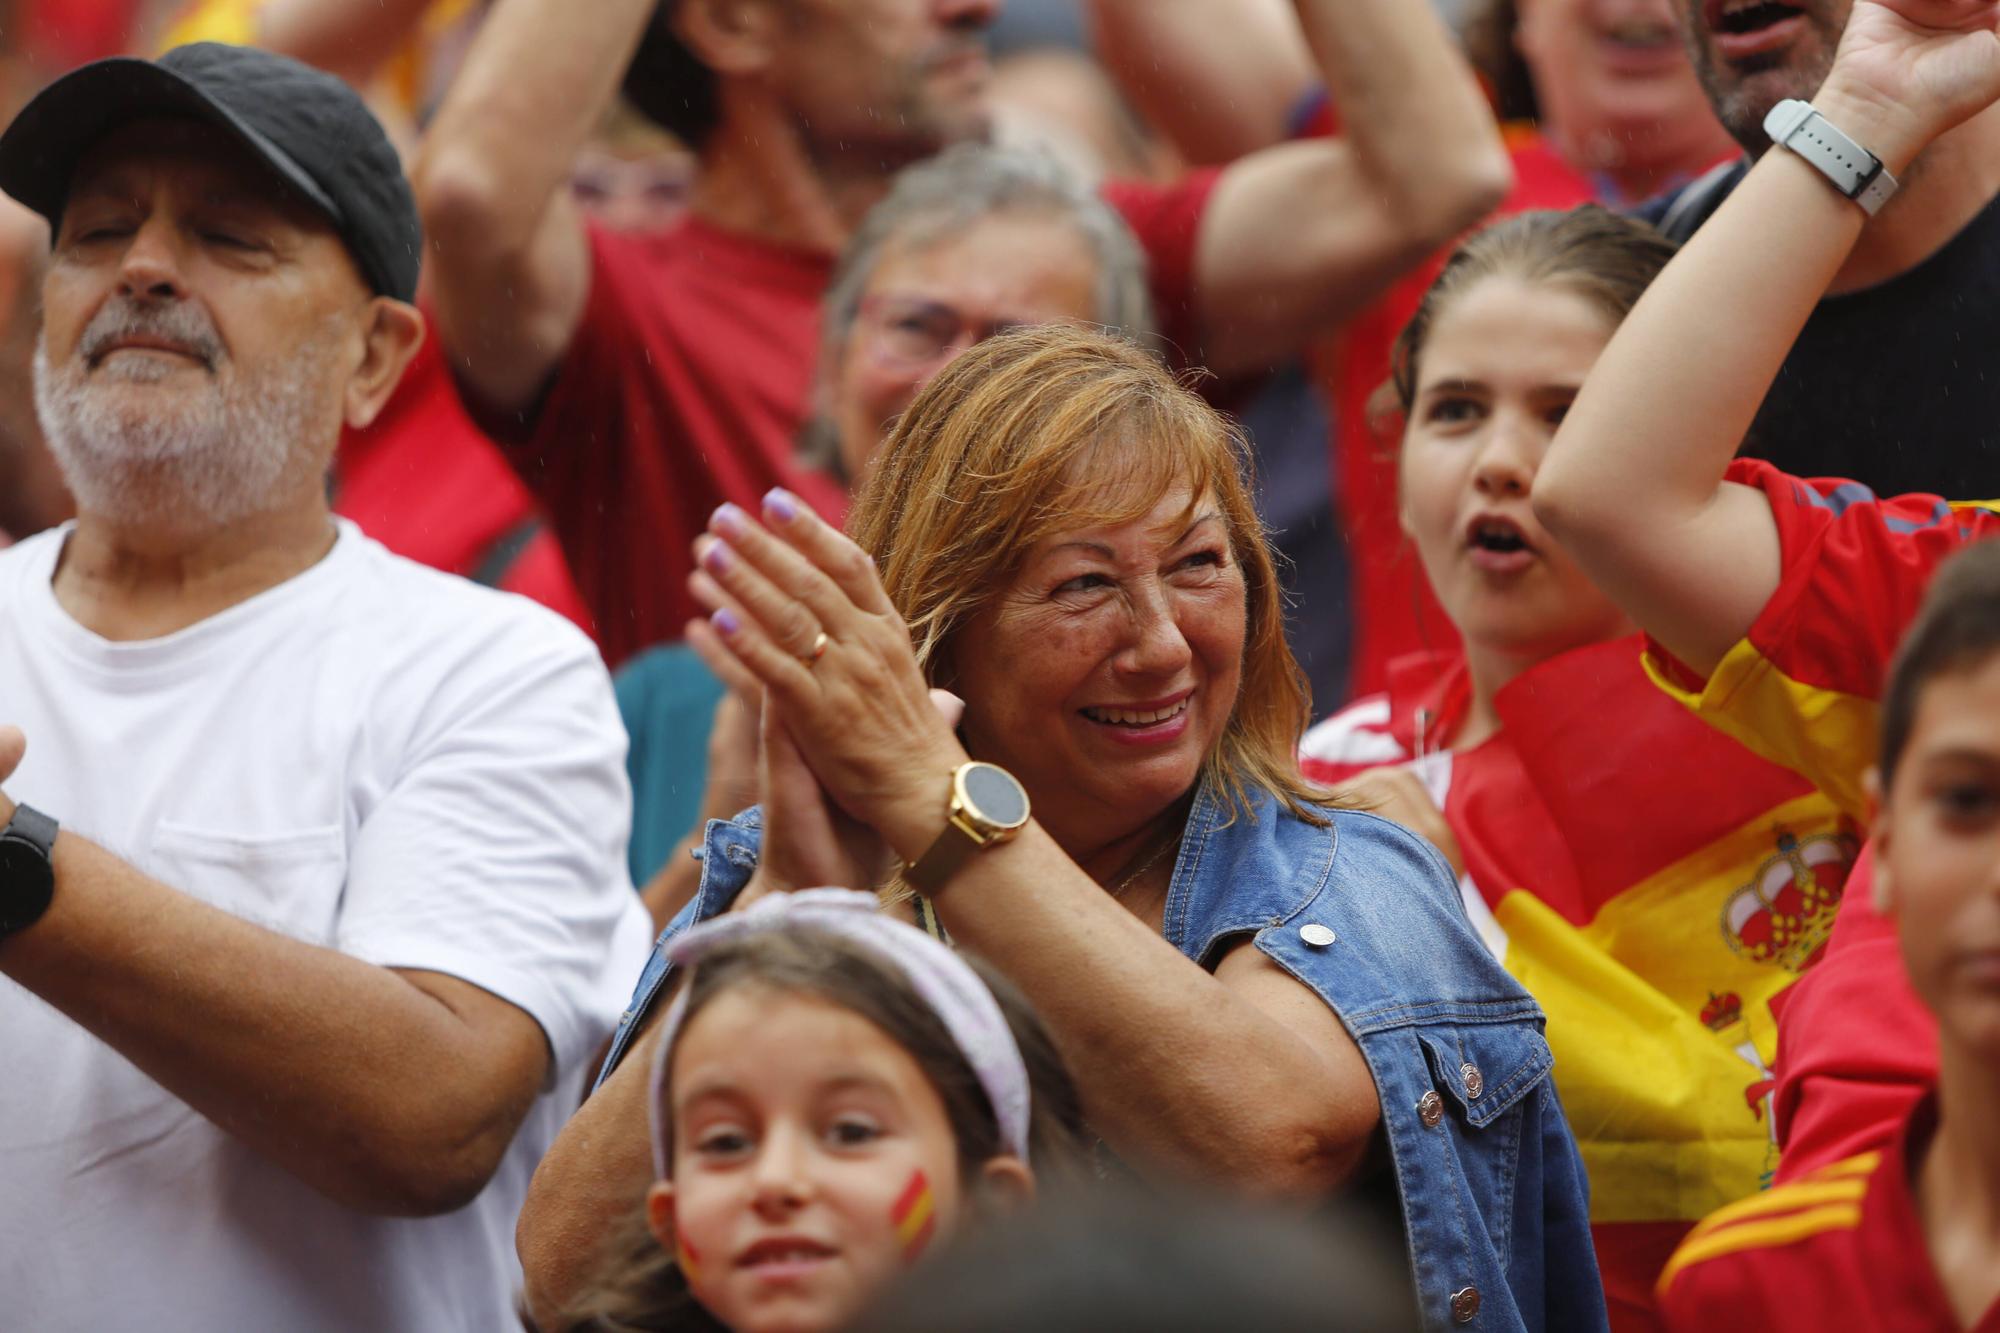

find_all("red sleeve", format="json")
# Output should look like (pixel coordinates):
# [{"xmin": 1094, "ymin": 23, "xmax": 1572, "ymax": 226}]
[
  {"xmin": 1649, "ymin": 459, "xmax": 2000, "ymax": 703},
  {"xmin": 1770, "ymin": 845, "xmax": 1936, "ymax": 1181},
  {"xmin": 1101, "ymin": 168, "xmax": 1223, "ymax": 370},
  {"xmin": 474, "ymin": 224, "xmax": 651, "ymax": 505},
  {"xmin": 1641, "ymin": 459, "xmax": 2000, "ymax": 817}
]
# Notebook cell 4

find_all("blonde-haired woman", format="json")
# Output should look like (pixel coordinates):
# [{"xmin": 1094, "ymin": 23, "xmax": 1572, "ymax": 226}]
[{"xmin": 527, "ymin": 326, "xmax": 1606, "ymax": 1333}]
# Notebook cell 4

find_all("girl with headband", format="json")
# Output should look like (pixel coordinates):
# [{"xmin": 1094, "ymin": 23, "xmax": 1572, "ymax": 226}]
[{"xmin": 557, "ymin": 889, "xmax": 1086, "ymax": 1333}]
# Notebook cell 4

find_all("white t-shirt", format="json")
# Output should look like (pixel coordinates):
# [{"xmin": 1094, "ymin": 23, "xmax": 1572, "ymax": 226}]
[{"xmin": 0, "ymin": 521, "xmax": 653, "ymax": 1333}]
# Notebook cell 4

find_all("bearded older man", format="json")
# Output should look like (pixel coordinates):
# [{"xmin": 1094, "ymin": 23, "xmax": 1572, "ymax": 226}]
[{"xmin": 0, "ymin": 44, "xmax": 650, "ymax": 1333}]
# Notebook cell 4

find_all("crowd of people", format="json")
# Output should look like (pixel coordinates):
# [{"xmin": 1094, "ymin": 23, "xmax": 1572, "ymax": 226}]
[{"xmin": 0, "ymin": 0, "xmax": 1996, "ymax": 1331}]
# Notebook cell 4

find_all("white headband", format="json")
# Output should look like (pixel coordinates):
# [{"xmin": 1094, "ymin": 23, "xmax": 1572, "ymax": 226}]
[{"xmin": 646, "ymin": 889, "xmax": 1034, "ymax": 1177}]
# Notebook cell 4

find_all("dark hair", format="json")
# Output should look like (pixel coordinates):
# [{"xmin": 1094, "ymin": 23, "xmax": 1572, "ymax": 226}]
[
  {"xmin": 1462, "ymin": 0, "xmax": 1540, "ymax": 123},
  {"xmin": 1879, "ymin": 539, "xmax": 2000, "ymax": 789},
  {"xmin": 554, "ymin": 927, "xmax": 1088, "ymax": 1332},
  {"xmin": 1385, "ymin": 205, "xmax": 1678, "ymax": 422},
  {"xmin": 852, "ymin": 1185, "xmax": 1418, "ymax": 1332},
  {"xmin": 623, "ymin": 4, "xmax": 723, "ymax": 149}
]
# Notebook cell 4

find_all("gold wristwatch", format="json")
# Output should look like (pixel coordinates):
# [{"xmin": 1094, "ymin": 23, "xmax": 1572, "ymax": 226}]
[{"xmin": 904, "ymin": 761, "xmax": 1031, "ymax": 894}]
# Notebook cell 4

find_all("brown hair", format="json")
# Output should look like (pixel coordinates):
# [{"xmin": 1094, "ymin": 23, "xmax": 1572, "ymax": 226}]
[
  {"xmin": 1384, "ymin": 206, "xmax": 1678, "ymax": 427},
  {"xmin": 1880, "ymin": 538, "xmax": 2000, "ymax": 790},
  {"xmin": 554, "ymin": 928, "xmax": 1088, "ymax": 1332},
  {"xmin": 846, "ymin": 323, "xmax": 1327, "ymax": 825}
]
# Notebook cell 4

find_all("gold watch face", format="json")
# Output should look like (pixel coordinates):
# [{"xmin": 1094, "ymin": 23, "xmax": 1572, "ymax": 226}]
[{"xmin": 957, "ymin": 762, "xmax": 1030, "ymax": 835}]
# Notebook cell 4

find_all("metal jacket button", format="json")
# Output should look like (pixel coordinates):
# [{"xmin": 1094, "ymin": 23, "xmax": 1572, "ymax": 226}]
[
  {"xmin": 1299, "ymin": 923, "xmax": 1336, "ymax": 947},
  {"xmin": 1417, "ymin": 1090, "xmax": 1444, "ymax": 1128},
  {"xmin": 1461, "ymin": 1063, "xmax": 1484, "ymax": 1100},
  {"xmin": 1450, "ymin": 1286, "xmax": 1480, "ymax": 1323}
]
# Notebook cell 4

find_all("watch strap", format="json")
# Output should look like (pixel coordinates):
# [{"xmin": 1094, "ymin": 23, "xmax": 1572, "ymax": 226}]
[
  {"xmin": 3, "ymin": 804, "xmax": 57, "ymax": 855},
  {"xmin": 905, "ymin": 815, "xmax": 977, "ymax": 895},
  {"xmin": 1764, "ymin": 99, "xmax": 1897, "ymax": 216}
]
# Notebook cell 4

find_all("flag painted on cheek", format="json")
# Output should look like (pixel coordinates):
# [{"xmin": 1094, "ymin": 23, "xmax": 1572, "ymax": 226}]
[
  {"xmin": 674, "ymin": 1229, "xmax": 702, "ymax": 1288},
  {"xmin": 891, "ymin": 1170, "xmax": 936, "ymax": 1262}
]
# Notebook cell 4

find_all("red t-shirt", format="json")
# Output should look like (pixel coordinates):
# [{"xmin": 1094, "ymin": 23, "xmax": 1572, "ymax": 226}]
[
  {"xmin": 1657, "ymin": 1098, "xmax": 2000, "ymax": 1332},
  {"xmin": 487, "ymin": 179, "xmax": 1219, "ymax": 669},
  {"xmin": 334, "ymin": 334, "xmax": 592, "ymax": 635}
]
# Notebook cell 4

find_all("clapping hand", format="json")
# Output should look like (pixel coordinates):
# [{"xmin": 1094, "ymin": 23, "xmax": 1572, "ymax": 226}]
[{"xmin": 685, "ymin": 491, "xmax": 970, "ymax": 862}]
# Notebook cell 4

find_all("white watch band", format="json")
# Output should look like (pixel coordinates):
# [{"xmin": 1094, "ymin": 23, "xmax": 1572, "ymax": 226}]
[{"xmin": 1763, "ymin": 99, "xmax": 1898, "ymax": 216}]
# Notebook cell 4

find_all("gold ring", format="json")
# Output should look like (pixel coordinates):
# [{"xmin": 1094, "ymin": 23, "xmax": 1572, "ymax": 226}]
[{"xmin": 805, "ymin": 630, "xmax": 830, "ymax": 665}]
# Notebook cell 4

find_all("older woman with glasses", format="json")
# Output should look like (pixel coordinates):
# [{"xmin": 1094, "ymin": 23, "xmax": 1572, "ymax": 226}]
[{"xmin": 526, "ymin": 325, "xmax": 1608, "ymax": 1333}]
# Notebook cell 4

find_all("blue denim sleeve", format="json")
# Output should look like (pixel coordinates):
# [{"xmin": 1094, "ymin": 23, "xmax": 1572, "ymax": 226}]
[
  {"xmin": 589, "ymin": 810, "xmax": 766, "ymax": 1093},
  {"xmin": 1524, "ymin": 1087, "xmax": 1608, "ymax": 1332}
]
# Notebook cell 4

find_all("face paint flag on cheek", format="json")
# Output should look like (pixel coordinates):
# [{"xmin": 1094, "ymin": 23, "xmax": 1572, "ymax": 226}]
[
  {"xmin": 675, "ymin": 1230, "xmax": 703, "ymax": 1289},
  {"xmin": 891, "ymin": 1169, "xmax": 936, "ymax": 1263}
]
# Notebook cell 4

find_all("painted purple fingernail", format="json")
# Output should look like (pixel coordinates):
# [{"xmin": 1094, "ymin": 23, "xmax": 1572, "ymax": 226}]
[
  {"xmin": 712, "ymin": 607, "xmax": 741, "ymax": 636},
  {"xmin": 763, "ymin": 488, "xmax": 801, "ymax": 523},
  {"xmin": 711, "ymin": 503, "xmax": 748, "ymax": 537},
  {"xmin": 701, "ymin": 538, "xmax": 730, "ymax": 574}
]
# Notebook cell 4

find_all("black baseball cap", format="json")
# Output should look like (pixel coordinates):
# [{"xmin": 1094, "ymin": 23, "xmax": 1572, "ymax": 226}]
[{"xmin": 0, "ymin": 42, "xmax": 421, "ymax": 302}]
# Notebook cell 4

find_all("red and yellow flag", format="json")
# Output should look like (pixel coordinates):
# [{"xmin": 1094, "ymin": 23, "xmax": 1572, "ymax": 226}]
[{"xmin": 1446, "ymin": 639, "xmax": 1857, "ymax": 1329}]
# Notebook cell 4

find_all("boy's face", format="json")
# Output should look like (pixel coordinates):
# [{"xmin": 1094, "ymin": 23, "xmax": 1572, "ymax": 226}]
[{"xmin": 1877, "ymin": 652, "xmax": 2000, "ymax": 1060}]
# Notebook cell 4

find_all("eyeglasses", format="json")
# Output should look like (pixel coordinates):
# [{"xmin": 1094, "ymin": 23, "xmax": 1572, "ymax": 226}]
[{"xmin": 858, "ymin": 294, "xmax": 1027, "ymax": 370}]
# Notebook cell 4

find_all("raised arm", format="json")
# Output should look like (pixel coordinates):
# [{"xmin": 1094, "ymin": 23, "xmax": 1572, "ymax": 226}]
[
  {"xmin": 412, "ymin": 0, "xmax": 656, "ymax": 413},
  {"xmin": 1189, "ymin": 0, "xmax": 1512, "ymax": 377},
  {"xmin": 1533, "ymin": 0, "xmax": 2000, "ymax": 677},
  {"xmin": 1086, "ymin": 0, "xmax": 1316, "ymax": 165}
]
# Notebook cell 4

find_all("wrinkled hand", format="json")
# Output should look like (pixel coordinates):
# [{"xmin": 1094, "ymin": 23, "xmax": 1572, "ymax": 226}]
[
  {"xmin": 1330, "ymin": 765, "xmax": 1465, "ymax": 879},
  {"xmin": 685, "ymin": 491, "xmax": 970, "ymax": 861},
  {"xmin": 1818, "ymin": 0, "xmax": 2000, "ymax": 169}
]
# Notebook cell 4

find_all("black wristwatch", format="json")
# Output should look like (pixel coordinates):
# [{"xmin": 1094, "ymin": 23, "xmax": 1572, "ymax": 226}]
[{"xmin": 0, "ymin": 804, "xmax": 58, "ymax": 938}]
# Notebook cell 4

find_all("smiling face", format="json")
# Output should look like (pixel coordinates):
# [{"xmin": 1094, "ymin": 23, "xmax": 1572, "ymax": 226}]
[
  {"xmin": 830, "ymin": 212, "xmax": 1101, "ymax": 485},
  {"xmin": 1677, "ymin": 0, "xmax": 1848, "ymax": 147},
  {"xmin": 946, "ymin": 481, "xmax": 1247, "ymax": 851},
  {"xmin": 1877, "ymin": 652, "xmax": 2000, "ymax": 1063},
  {"xmin": 34, "ymin": 119, "xmax": 373, "ymax": 530},
  {"xmin": 654, "ymin": 986, "xmax": 972, "ymax": 1333},
  {"xmin": 1517, "ymin": 0, "xmax": 1736, "ymax": 180},
  {"xmin": 1399, "ymin": 275, "xmax": 1633, "ymax": 669}
]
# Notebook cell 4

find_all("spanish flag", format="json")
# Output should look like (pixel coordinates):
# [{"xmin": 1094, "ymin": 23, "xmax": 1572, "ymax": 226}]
[{"xmin": 1306, "ymin": 636, "xmax": 1859, "ymax": 1330}]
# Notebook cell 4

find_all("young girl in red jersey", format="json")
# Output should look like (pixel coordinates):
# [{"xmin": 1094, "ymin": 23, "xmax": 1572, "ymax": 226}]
[
  {"xmin": 1530, "ymin": 0, "xmax": 2000, "ymax": 1190},
  {"xmin": 1657, "ymin": 541, "xmax": 2000, "ymax": 1331},
  {"xmin": 1299, "ymin": 205, "xmax": 1861, "ymax": 1331},
  {"xmin": 557, "ymin": 891, "xmax": 1083, "ymax": 1333}
]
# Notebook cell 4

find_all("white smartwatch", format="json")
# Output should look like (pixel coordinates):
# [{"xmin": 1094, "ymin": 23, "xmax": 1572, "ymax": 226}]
[{"xmin": 1763, "ymin": 99, "xmax": 1898, "ymax": 216}]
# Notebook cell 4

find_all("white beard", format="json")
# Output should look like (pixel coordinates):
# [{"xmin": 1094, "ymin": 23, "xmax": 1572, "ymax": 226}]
[{"xmin": 32, "ymin": 316, "xmax": 337, "ymax": 531}]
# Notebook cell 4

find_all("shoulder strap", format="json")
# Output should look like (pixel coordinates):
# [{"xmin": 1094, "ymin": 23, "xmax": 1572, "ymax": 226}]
[
  {"xmin": 468, "ymin": 516, "xmax": 544, "ymax": 589},
  {"xmin": 1656, "ymin": 159, "xmax": 1747, "ymax": 243}
]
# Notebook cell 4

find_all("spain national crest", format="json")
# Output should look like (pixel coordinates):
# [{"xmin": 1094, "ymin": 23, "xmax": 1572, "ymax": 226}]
[{"xmin": 1720, "ymin": 827, "xmax": 1857, "ymax": 972}]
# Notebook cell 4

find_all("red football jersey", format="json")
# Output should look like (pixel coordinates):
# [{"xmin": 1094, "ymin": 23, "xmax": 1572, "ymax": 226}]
[{"xmin": 1659, "ymin": 1098, "xmax": 2000, "ymax": 1332}]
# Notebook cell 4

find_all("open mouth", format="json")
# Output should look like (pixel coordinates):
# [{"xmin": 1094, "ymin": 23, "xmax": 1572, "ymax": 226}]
[
  {"xmin": 1081, "ymin": 698, "xmax": 1191, "ymax": 729},
  {"xmin": 1467, "ymin": 516, "xmax": 1535, "ymax": 557},
  {"xmin": 1709, "ymin": 0, "xmax": 1804, "ymax": 38}
]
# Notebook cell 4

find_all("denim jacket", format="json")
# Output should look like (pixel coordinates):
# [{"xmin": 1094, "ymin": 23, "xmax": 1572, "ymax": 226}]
[{"xmin": 598, "ymin": 779, "xmax": 1607, "ymax": 1333}]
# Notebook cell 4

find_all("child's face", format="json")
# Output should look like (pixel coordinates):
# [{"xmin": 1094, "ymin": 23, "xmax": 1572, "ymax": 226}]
[
  {"xmin": 1878, "ymin": 652, "xmax": 2000, "ymax": 1060},
  {"xmin": 651, "ymin": 986, "xmax": 973, "ymax": 1333}
]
